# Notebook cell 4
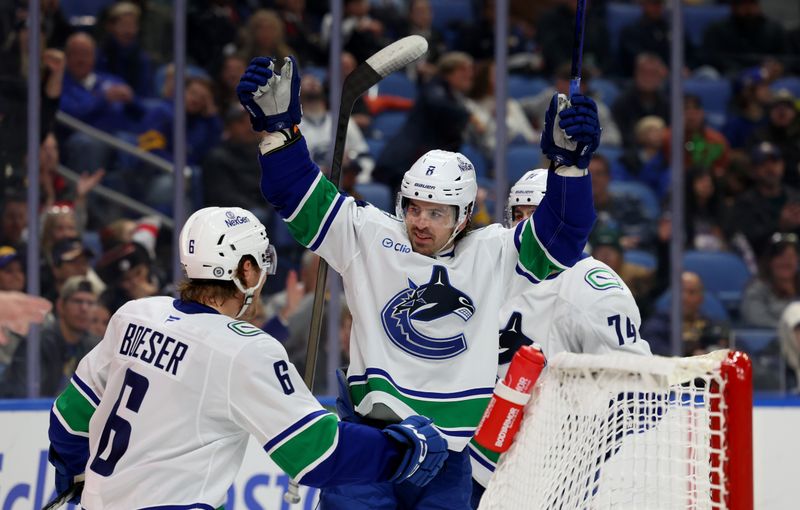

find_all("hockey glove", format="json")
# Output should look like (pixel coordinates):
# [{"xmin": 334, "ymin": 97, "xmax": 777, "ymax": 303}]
[
  {"xmin": 48, "ymin": 446, "xmax": 83, "ymax": 504},
  {"xmin": 236, "ymin": 56, "xmax": 302, "ymax": 132},
  {"xmin": 383, "ymin": 416, "xmax": 449, "ymax": 487},
  {"xmin": 540, "ymin": 93, "xmax": 601, "ymax": 170}
]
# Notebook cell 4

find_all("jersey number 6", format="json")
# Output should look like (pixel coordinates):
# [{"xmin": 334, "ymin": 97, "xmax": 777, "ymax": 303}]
[{"xmin": 90, "ymin": 368, "xmax": 150, "ymax": 476}]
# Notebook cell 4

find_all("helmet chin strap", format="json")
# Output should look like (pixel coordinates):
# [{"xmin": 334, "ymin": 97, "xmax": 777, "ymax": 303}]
[
  {"xmin": 232, "ymin": 270, "xmax": 267, "ymax": 319},
  {"xmin": 437, "ymin": 217, "xmax": 468, "ymax": 256}
]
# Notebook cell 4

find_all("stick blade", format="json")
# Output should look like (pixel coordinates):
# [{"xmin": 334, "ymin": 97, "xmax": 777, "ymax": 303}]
[{"xmin": 365, "ymin": 35, "xmax": 429, "ymax": 78}]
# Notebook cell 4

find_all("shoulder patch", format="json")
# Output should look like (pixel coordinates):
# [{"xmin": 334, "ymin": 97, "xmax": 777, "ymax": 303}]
[
  {"xmin": 584, "ymin": 267, "xmax": 623, "ymax": 291},
  {"xmin": 227, "ymin": 321, "xmax": 264, "ymax": 337}
]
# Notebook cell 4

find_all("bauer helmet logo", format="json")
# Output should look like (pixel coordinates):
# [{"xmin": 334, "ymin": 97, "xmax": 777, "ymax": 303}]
[
  {"xmin": 426, "ymin": 165, "xmax": 435, "ymax": 176},
  {"xmin": 380, "ymin": 265, "xmax": 474, "ymax": 359}
]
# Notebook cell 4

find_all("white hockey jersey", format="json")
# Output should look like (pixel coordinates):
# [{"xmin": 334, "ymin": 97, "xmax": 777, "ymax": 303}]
[
  {"xmin": 470, "ymin": 256, "xmax": 652, "ymax": 487},
  {"xmin": 48, "ymin": 296, "xmax": 402, "ymax": 509},
  {"xmin": 258, "ymin": 138, "xmax": 595, "ymax": 451}
]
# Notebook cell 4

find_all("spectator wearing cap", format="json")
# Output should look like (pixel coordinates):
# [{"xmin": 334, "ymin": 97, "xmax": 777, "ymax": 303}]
[
  {"xmin": 722, "ymin": 66, "xmax": 771, "ymax": 149},
  {"xmin": 43, "ymin": 237, "xmax": 105, "ymax": 303},
  {"xmin": 1, "ymin": 276, "xmax": 101, "ymax": 398},
  {"xmin": 725, "ymin": 142, "xmax": 800, "ymax": 251},
  {"xmin": 740, "ymin": 233, "xmax": 800, "ymax": 329},
  {"xmin": 700, "ymin": 0, "xmax": 786, "ymax": 76},
  {"xmin": 748, "ymin": 89, "xmax": 800, "ymax": 188},
  {"xmin": 589, "ymin": 223, "xmax": 654, "ymax": 303},
  {"xmin": 96, "ymin": 241, "xmax": 163, "ymax": 313},
  {"xmin": 641, "ymin": 271, "xmax": 730, "ymax": 356},
  {"xmin": 0, "ymin": 246, "xmax": 24, "ymax": 293},
  {"xmin": 202, "ymin": 105, "xmax": 275, "ymax": 225}
]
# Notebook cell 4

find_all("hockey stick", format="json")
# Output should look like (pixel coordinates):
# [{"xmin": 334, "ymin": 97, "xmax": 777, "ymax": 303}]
[
  {"xmin": 41, "ymin": 479, "xmax": 84, "ymax": 510},
  {"xmin": 284, "ymin": 35, "xmax": 429, "ymax": 505},
  {"xmin": 569, "ymin": 0, "xmax": 588, "ymax": 98}
]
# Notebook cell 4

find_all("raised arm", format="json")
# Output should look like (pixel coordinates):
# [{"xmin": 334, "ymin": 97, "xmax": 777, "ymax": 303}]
[{"xmin": 515, "ymin": 94, "xmax": 601, "ymax": 283}]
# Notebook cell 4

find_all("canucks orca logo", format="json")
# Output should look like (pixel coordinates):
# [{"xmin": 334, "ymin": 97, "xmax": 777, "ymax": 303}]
[
  {"xmin": 381, "ymin": 265, "xmax": 475, "ymax": 360},
  {"xmin": 498, "ymin": 312, "xmax": 535, "ymax": 365}
]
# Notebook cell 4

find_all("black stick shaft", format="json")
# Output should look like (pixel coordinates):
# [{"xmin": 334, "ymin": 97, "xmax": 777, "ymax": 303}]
[
  {"xmin": 303, "ymin": 66, "xmax": 382, "ymax": 391},
  {"xmin": 569, "ymin": 0, "xmax": 588, "ymax": 97}
]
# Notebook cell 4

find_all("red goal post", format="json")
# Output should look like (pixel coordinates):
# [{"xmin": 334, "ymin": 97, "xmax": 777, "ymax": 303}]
[{"xmin": 479, "ymin": 350, "xmax": 753, "ymax": 510}]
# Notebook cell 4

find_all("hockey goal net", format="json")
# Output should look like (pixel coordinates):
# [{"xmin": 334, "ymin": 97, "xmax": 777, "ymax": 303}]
[{"xmin": 479, "ymin": 350, "xmax": 752, "ymax": 510}]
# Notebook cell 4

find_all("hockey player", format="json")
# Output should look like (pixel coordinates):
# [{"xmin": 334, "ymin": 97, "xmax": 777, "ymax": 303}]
[
  {"xmin": 47, "ymin": 206, "xmax": 448, "ymax": 508},
  {"xmin": 237, "ymin": 56, "xmax": 601, "ymax": 509},
  {"xmin": 469, "ymin": 170, "xmax": 653, "ymax": 507}
]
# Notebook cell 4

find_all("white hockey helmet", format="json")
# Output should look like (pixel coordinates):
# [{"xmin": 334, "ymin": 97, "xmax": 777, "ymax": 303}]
[
  {"xmin": 506, "ymin": 168, "xmax": 547, "ymax": 227},
  {"xmin": 396, "ymin": 149, "xmax": 478, "ymax": 232},
  {"xmin": 180, "ymin": 207, "xmax": 276, "ymax": 317}
]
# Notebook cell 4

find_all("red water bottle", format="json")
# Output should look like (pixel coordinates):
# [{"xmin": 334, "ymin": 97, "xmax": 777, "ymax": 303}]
[{"xmin": 474, "ymin": 345, "xmax": 546, "ymax": 453}]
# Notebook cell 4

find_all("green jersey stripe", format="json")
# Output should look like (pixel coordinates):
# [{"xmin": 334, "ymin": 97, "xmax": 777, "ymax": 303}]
[
  {"xmin": 269, "ymin": 413, "xmax": 339, "ymax": 479},
  {"xmin": 54, "ymin": 381, "xmax": 96, "ymax": 434},
  {"xmin": 285, "ymin": 175, "xmax": 340, "ymax": 246},
  {"xmin": 350, "ymin": 378, "xmax": 491, "ymax": 429},
  {"xmin": 469, "ymin": 438, "xmax": 501, "ymax": 463},
  {"xmin": 517, "ymin": 221, "xmax": 566, "ymax": 280}
]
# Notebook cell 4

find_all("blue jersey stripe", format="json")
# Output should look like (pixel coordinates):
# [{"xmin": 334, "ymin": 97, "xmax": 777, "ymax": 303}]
[
  {"xmin": 439, "ymin": 428, "xmax": 478, "ymax": 438},
  {"xmin": 71, "ymin": 374, "xmax": 100, "ymax": 406},
  {"xmin": 468, "ymin": 446, "xmax": 496, "ymax": 472},
  {"xmin": 349, "ymin": 368, "xmax": 494, "ymax": 399},
  {"xmin": 264, "ymin": 409, "xmax": 329, "ymax": 453},
  {"xmin": 308, "ymin": 193, "xmax": 346, "ymax": 251},
  {"xmin": 513, "ymin": 219, "xmax": 525, "ymax": 252}
]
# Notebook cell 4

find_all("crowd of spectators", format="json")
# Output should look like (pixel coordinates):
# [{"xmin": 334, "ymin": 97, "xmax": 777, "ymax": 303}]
[{"xmin": 1, "ymin": 0, "xmax": 799, "ymax": 396}]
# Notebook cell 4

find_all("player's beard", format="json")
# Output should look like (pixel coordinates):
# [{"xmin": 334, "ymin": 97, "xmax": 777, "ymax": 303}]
[{"xmin": 407, "ymin": 225, "xmax": 452, "ymax": 257}]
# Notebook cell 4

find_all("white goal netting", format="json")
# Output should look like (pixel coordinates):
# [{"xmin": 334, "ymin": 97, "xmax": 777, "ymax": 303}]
[{"xmin": 479, "ymin": 350, "xmax": 735, "ymax": 510}]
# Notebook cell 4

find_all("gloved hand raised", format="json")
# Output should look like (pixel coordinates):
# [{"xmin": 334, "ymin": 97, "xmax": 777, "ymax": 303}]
[
  {"xmin": 236, "ymin": 56, "xmax": 301, "ymax": 132},
  {"xmin": 540, "ymin": 93, "xmax": 601, "ymax": 170},
  {"xmin": 383, "ymin": 415, "xmax": 449, "ymax": 486}
]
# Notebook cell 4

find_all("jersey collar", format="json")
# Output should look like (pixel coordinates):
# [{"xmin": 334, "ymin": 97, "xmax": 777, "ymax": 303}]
[{"xmin": 173, "ymin": 299, "xmax": 220, "ymax": 315}]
